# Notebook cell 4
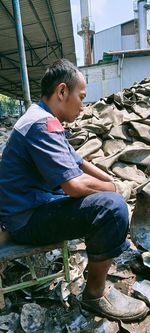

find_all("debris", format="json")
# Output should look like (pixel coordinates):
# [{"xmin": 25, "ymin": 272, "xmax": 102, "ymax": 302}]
[
  {"xmin": 20, "ymin": 303, "xmax": 46, "ymax": 333},
  {"xmin": 46, "ymin": 249, "xmax": 62, "ymax": 262},
  {"xmin": 48, "ymin": 280, "xmax": 70, "ymax": 302},
  {"xmin": 94, "ymin": 318, "xmax": 119, "ymax": 333},
  {"xmin": 130, "ymin": 182, "xmax": 150, "ymax": 251},
  {"xmin": 0, "ymin": 312, "xmax": 20, "ymax": 331},
  {"xmin": 108, "ymin": 263, "xmax": 135, "ymax": 279},
  {"xmin": 142, "ymin": 252, "xmax": 150, "ymax": 268},
  {"xmin": 120, "ymin": 314, "xmax": 150, "ymax": 333},
  {"xmin": 112, "ymin": 162, "xmax": 147, "ymax": 184},
  {"xmin": 133, "ymin": 280, "xmax": 150, "ymax": 306}
]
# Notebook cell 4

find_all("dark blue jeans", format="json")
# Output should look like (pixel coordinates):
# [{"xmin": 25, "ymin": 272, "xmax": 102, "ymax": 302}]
[{"xmin": 12, "ymin": 192, "xmax": 130, "ymax": 262}]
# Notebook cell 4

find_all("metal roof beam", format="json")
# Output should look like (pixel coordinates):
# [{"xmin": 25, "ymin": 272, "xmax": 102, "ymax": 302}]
[
  {"xmin": 0, "ymin": 54, "xmax": 20, "ymax": 65},
  {"xmin": 0, "ymin": 0, "xmax": 45, "ymax": 69},
  {"xmin": 28, "ymin": 0, "xmax": 59, "ymax": 59},
  {"xmin": 0, "ymin": 88, "xmax": 22, "ymax": 98},
  {"xmin": 0, "ymin": 73, "xmax": 20, "ymax": 90},
  {"xmin": 28, "ymin": 0, "xmax": 49, "ymax": 41},
  {"xmin": 35, "ymin": 45, "xmax": 60, "ymax": 66},
  {"xmin": 0, "ymin": 43, "xmax": 61, "ymax": 57},
  {"xmin": 0, "ymin": 53, "xmax": 40, "ymax": 88},
  {"xmin": 45, "ymin": 0, "xmax": 63, "ymax": 57}
]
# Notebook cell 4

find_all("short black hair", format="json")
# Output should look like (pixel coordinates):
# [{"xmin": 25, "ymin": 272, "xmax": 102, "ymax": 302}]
[{"xmin": 41, "ymin": 59, "xmax": 80, "ymax": 98}]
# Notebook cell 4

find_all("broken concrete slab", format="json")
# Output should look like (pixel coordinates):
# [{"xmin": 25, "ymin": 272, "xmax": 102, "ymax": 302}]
[{"xmin": 133, "ymin": 280, "xmax": 150, "ymax": 306}]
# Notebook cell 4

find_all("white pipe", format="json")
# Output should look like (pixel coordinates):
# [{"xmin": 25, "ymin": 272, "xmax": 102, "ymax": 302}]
[
  {"xmin": 80, "ymin": 0, "xmax": 89, "ymax": 19},
  {"xmin": 120, "ymin": 53, "xmax": 124, "ymax": 91},
  {"xmin": 138, "ymin": 0, "xmax": 147, "ymax": 49}
]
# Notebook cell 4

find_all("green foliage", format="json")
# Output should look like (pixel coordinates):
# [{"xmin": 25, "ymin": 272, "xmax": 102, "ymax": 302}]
[{"xmin": 0, "ymin": 94, "xmax": 19, "ymax": 117}]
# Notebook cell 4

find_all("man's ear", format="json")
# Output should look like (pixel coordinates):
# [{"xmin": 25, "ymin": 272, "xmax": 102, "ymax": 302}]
[{"xmin": 57, "ymin": 83, "xmax": 68, "ymax": 101}]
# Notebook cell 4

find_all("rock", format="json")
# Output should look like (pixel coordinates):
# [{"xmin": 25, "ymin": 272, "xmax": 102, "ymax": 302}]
[
  {"xmin": 0, "ymin": 127, "xmax": 7, "ymax": 133},
  {"xmin": 95, "ymin": 318, "xmax": 119, "ymax": 333},
  {"xmin": 0, "ymin": 312, "xmax": 20, "ymax": 331},
  {"xmin": 20, "ymin": 303, "xmax": 46, "ymax": 333},
  {"xmin": 133, "ymin": 280, "xmax": 150, "ymax": 306},
  {"xmin": 142, "ymin": 252, "xmax": 150, "ymax": 268}
]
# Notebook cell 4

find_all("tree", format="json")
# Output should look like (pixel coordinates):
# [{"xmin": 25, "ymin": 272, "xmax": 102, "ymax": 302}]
[{"xmin": 0, "ymin": 94, "xmax": 19, "ymax": 117}]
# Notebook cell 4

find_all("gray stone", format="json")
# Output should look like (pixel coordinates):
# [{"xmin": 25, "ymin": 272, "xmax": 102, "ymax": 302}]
[
  {"xmin": 20, "ymin": 303, "xmax": 46, "ymax": 333},
  {"xmin": 0, "ymin": 127, "xmax": 7, "ymax": 133},
  {"xmin": 0, "ymin": 312, "xmax": 19, "ymax": 331}
]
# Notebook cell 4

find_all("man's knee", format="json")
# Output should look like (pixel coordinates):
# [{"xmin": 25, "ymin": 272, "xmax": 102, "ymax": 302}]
[
  {"xmin": 109, "ymin": 192, "xmax": 129, "ymax": 238},
  {"xmin": 100, "ymin": 191, "xmax": 129, "ymax": 242},
  {"xmin": 84, "ymin": 191, "xmax": 129, "ymax": 228},
  {"xmin": 85, "ymin": 192, "xmax": 129, "ymax": 260}
]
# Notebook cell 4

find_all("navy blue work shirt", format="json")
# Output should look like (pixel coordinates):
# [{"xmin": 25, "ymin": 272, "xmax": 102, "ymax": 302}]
[{"xmin": 0, "ymin": 101, "xmax": 84, "ymax": 233}]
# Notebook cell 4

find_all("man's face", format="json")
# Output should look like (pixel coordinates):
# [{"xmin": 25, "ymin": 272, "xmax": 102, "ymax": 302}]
[{"xmin": 61, "ymin": 72, "xmax": 86, "ymax": 123}]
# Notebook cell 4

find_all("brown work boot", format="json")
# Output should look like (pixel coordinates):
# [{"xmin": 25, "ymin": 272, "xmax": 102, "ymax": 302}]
[{"xmin": 81, "ymin": 286, "xmax": 148, "ymax": 322}]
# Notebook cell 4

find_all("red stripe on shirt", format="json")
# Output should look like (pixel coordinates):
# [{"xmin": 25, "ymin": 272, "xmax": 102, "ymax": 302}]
[{"xmin": 47, "ymin": 118, "xmax": 64, "ymax": 132}]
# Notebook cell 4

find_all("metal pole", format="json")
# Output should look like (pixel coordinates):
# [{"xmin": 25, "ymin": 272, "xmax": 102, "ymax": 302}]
[
  {"xmin": 138, "ymin": 0, "xmax": 147, "ymax": 49},
  {"xmin": 19, "ymin": 99, "xmax": 23, "ymax": 116},
  {"xmin": 12, "ymin": 0, "xmax": 31, "ymax": 110}
]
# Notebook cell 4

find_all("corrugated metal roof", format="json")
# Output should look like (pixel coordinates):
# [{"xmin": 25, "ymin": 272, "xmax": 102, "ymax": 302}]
[{"xmin": 0, "ymin": 0, "xmax": 76, "ymax": 99}]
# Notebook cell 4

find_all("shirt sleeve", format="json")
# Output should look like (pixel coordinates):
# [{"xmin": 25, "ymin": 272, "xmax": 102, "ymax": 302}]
[
  {"xmin": 25, "ymin": 121, "xmax": 83, "ymax": 189},
  {"xmin": 65, "ymin": 140, "xmax": 84, "ymax": 167}
]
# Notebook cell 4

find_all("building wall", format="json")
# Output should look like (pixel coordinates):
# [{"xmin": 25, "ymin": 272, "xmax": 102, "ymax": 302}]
[
  {"xmin": 80, "ymin": 62, "xmax": 120, "ymax": 103},
  {"xmin": 121, "ymin": 35, "xmax": 136, "ymax": 50},
  {"xmin": 94, "ymin": 25, "xmax": 121, "ymax": 63},
  {"xmin": 79, "ymin": 56, "xmax": 150, "ymax": 103},
  {"xmin": 93, "ymin": 20, "xmax": 150, "ymax": 63},
  {"xmin": 122, "ymin": 56, "xmax": 150, "ymax": 88},
  {"xmin": 121, "ymin": 20, "xmax": 135, "ymax": 35}
]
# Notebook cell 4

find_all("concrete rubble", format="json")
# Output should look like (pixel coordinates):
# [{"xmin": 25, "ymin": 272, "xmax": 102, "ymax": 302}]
[
  {"xmin": 0, "ymin": 78, "xmax": 150, "ymax": 332},
  {"xmin": 133, "ymin": 280, "xmax": 150, "ymax": 306}
]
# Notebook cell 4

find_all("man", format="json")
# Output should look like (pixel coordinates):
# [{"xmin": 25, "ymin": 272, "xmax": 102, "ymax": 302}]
[{"xmin": 0, "ymin": 59, "xmax": 148, "ymax": 321}]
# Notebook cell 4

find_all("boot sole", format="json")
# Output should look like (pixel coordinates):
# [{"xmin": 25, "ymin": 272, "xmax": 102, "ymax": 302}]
[{"xmin": 81, "ymin": 301, "xmax": 149, "ymax": 322}]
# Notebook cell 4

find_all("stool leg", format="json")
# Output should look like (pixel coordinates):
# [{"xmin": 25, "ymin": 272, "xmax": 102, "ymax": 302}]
[
  {"xmin": 26, "ymin": 257, "xmax": 37, "ymax": 280},
  {"xmin": 0, "ymin": 275, "xmax": 5, "ymax": 310},
  {"xmin": 62, "ymin": 241, "xmax": 70, "ymax": 282}
]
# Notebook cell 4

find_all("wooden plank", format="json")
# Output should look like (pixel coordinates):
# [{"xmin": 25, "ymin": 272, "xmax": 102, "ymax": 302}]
[{"xmin": 0, "ymin": 241, "xmax": 63, "ymax": 262}]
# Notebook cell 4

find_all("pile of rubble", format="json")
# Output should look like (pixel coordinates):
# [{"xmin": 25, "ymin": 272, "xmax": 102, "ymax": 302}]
[
  {"xmin": 0, "ymin": 79, "xmax": 150, "ymax": 332},
  {"xmin": 66, "ymin": 78, "xmax": 150, "ymax": 196},
  {"xmin": 65, "ymin": 78, "xmax": 150, "ymax": 232}
]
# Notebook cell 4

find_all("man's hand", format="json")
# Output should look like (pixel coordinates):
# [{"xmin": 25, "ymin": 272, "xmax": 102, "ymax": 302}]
[{"xmin": 113, "ymin": 179, "xmax": 136, "ymax": 201}]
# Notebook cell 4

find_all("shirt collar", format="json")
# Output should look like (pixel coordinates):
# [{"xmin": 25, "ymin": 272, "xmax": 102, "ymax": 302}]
[{"xmin": 38, "ymin": 100, "xmax": 54, "ymax": 116}]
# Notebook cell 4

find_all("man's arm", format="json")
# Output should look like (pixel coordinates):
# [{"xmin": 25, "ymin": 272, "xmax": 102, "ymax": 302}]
[
  {"xmin": 61, "ymin": 173, "xmax": 115, "ymax": 198},
  {"xmin": 80, "ymin": 160, "xmax": 113, "ymax": 182}
]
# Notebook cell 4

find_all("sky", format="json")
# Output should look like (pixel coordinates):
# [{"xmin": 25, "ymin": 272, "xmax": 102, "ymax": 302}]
[{"xmin": 70, "ymin": 0, "xmax": 150, "ymax": 65}]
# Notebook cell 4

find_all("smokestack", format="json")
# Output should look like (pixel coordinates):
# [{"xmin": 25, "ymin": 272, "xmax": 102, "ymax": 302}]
[
  {"xmin": 77, "ymin": 0, "xmax": 95, "ymax": 65},
  {"xmin": 138, "ymin": 0, "xmax": 147, "ymax": 48}
]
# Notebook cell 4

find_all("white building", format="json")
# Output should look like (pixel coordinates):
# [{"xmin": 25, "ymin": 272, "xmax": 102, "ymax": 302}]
[
  {"xmin": 80, "ymin": 49, "xmax": 150, "ymax": 103},
  {"xmin": 78, "ymin": 1, "xmax": 150, "ymax": 103},
  {"xmin": 94, "ymin": 20, "xmax": 150, "ymax": 63}
]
